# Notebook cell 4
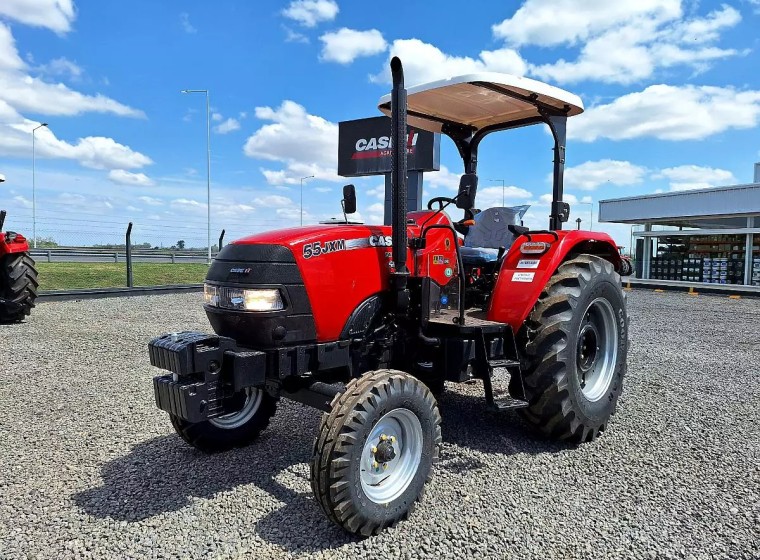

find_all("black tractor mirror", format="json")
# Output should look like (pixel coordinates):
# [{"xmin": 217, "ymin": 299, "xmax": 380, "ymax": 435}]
[
  {"xmin": 456, "ymin": 173, "xmax": 478, "ymax": 209},
  {"xmin": 552, "ymin": 201, "xmax": 571, "ymax": 223},
  {"xmin": 341, "ymin": 184, "xmax": 356, "ymax": 221}
]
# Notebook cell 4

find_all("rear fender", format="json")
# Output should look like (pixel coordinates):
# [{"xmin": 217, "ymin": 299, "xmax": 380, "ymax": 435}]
[
  {"xmin": 487, "ymin": 230, "xmax": 621, "ymax": 331},
  {"xmin": 0, "ymin": 233, "xmax": 30, "ymax": 257}
]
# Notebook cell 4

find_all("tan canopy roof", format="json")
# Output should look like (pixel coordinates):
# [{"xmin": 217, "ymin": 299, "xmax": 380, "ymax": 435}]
[{"xmin": 378, "ymin": 72, "xmax": 583, "ymax": 134}]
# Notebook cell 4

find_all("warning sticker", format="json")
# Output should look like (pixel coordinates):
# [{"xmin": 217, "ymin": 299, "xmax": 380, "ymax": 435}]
[
  {"xmin": 512, "ymin": 272, "xmax": 535, "ymax": 283},
  {"xmin": 517, "ymin": 259, "xmax": 540, "ymax": 269}
]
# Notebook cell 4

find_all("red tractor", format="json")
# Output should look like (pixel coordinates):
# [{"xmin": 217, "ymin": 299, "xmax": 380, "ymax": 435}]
[
  {"xmin": 148, "ymin": 58, "xmax": 628, "ymax": 536},
  {"xmin": 0, "ymin": 210, "xmax": 39, "ymax": 323}
]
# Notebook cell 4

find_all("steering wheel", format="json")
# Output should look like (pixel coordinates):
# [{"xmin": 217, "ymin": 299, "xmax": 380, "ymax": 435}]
[{"xmin": 427, "ymin": 196, "xmax": 457, "ymax": 211}]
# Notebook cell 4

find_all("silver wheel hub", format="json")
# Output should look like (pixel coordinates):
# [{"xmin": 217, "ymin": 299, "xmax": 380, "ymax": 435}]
[
  {"xmin": 209, "ymin": 388, "xmax": 263, "ymax": 430},
  {"xmin": 576, "ymin": 297, "xmax": 618, "ymax": 402},
  {"xmin": 360, "ymin": 408, "xmax": 423, "ymax": 504}
]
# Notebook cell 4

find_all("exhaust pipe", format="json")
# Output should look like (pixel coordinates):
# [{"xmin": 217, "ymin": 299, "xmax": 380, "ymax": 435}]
[
  {"xmin": 0, "ymin": 210, "xmax": 6, "ymax": 232},
  {"xmin": 389, "ymin": 57, "xmax": 410, "ymax": 313}
]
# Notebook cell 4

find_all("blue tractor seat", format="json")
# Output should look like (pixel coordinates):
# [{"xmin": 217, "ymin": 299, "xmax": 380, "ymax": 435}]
[{"xmin": 459, "ymin": 205, "xmax": 530, "ymax": 267}]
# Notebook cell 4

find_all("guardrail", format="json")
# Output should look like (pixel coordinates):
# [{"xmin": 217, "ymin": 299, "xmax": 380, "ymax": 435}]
[{"xmin": 29, "ymin": 248, "xmax": 218, "ymax": 263}]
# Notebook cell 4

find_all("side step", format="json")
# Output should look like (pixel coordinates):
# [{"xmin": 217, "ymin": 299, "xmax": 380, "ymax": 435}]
[
  {"xmin": 488, "ymin": 358, "xmax": 520, "ymax": 368},
  {"xmin": 475, "ymin": 331, "xmax": 529, "ymax": 412},
  {"xmin": 489, "ymin": 396, "xmax": 528, "ymax": 411}
]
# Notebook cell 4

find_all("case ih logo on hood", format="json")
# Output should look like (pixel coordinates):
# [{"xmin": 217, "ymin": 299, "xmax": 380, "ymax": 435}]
[
  {"xmin": 352, "ymin": 131, "xmax": 419, "ymax": 160},
  {"xmin": 229, "ymin": 267, "xmax": 252, "ymax": 274}
]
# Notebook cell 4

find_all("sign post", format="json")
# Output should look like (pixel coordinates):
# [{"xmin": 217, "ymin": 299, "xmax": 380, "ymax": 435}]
[{"xmin": 338, "ymin": 116, "xmax": 440, "ymax": 224}]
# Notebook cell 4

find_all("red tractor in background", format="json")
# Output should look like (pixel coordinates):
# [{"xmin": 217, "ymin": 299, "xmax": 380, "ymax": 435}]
[
  {"xmin": 148, "ymin": 58, "xmax": 629, "ymax": 536},
  {"xmin": 0, "ymin": 210, "xmax": 39, "ymax": 323}
]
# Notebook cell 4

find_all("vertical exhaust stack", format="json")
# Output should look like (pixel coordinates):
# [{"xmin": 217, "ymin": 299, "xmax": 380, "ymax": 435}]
[{"xmin": 390, "ymin": 57, "xmax": 410, "ymax": 313}]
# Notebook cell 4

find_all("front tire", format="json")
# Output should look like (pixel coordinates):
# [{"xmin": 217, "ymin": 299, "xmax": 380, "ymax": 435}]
[
  {"xmin": 170, "ymin": 387, "xmax": 277, "ymax": 453},
  {"xmin": 311, "ymin": 370, "xmax": 442, "ymax": 536},
  {"xmin": 0, "ymin": 253, "xmax": 38, "ymax": 323},
  {"xmin": 518, "ymin": 255, "xmax": 628, "ymax": 443}
]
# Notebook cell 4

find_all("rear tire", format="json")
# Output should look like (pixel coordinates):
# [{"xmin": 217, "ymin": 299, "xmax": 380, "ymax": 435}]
[
  {"xmin": 517, "ymin": 255, "xmax": 628, "ymax": 443},
  {"xmin": 311, "ymin": 370, "xmax": 441, "ymax": 536},
  {"xmin": 0, "ymin": 253, "xmax": 38, "ymax": 323},
  {"xmin": 170, "ymin": 387, "xmax": 277, "ymax": 453}
]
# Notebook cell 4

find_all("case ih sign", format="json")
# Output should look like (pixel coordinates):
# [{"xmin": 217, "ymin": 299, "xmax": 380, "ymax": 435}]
[{"xmin": 338, "ymin": 116, "xmax": 440, "ymax": 177}]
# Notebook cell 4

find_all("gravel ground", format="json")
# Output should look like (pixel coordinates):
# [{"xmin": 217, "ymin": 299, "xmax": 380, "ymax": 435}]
[{"xmin": 1, "ymin": 290, "xmax": 758, "ymax": 560}]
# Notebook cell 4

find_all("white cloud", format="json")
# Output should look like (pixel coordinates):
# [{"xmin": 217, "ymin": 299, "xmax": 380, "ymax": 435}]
[
  {"xmin": 320, "ymin": 28, "xmax": 387, "ymax": 64},
  {"xmin": 425, "ymin": 165, "xmax": 461, "ymax": 191},
  {"xmin": 528, "ymin": 4, "xmax": 741, "ymax": 84},
  {"xmin": 563, "ymin": 160, "xmax": 647, "ymax": 191},
  {"xmin": 283, "ymin": 26, "xmax": 309, "ymax": 43},
  {"xmin": 282, "ymin": 0, "xmax": 338, "ymax": 27},
  {"xmin": 493, "ymin": 1, "xmax": 742, "ymax": 85},
  {"xmin": 0, "ymin": 111, "xmax": 152, "ymax": 170},
  {"xmin": 108, "ymin": 169, "xmax": 155, "ymax": 187},
  {"xmin": 0, "ymin": 23, "xmax": 24, "ymax": 71},
  {"xmin": 51, "ymin": 135, "xmax": 152, "ymax": 170},
  {"xmin": 179, "ymin": 12, "xmax": 196, "ymax": 34},
  {"xmin": 371, "ymin": 39, "xmax": 527, "ymax": 85},
  {"xmin": 244, "ymin": 100, "xmax": 341, "ymax": 184},
  {"xmin": 35, "ymin": 56, "xmax": 82, "ymax": 81},
  {"xmin": 139, "ymin": 196, "xmax": 163, "ymax": 206},
  {"xmin": 475, "ymin": 185, "xmax": 532, "ymax": 209},
  {"xmin": 314, "ymin": 186, "xmax": 332, "ymax": 193},
  {"xmin": 170, "ymin": 198, "xmax": 205, "ymax": 213},
  {"xmin": 654, "ymin": 165, "xmax": 736, "ymax": 191},
  {"xmin": 13, "ymin": 195, "xmax": 31, "ymax": 208},
  {"xmin": 214, "ymin": 117, "xmax": 240, "ymax": 134},
  {"xmin": 253, "ymin": 195, "xmax": 292, "ymax": 207},
  {"xmin": 570, "ymin": 84, "xmax": 760, "ymax": 142},
  {"xmin": 0, "ymin": 23, "xmax": 143, "ymax": 118},
  {"xmin": 493, "ymin": 0, "xmax": 681, "ymax": 46},
  {"xmin": 0, "ymin": 0, "xmax": 75, "ymax": 34}
]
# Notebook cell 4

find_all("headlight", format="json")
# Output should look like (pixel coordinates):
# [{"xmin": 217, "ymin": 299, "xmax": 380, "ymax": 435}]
[
  {"xmin": 241, "ymin": 289, "xmax": 284, "ymax": 311},
  {"xmin": 203, "ymin": 284, "xmax": 219, "ymax": 306},
  {"xmin": 204, "ymin": 284, "xmax": 284, "ymax": 312}
]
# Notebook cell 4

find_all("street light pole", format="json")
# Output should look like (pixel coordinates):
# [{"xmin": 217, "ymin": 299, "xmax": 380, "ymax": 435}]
[
  {"xmin": 300, "ymin": 175, "xmax": 314, "ymax": 226},
  {"xmin": 577, "ymin": 201, "xmax": 593, "ymax": 230},
  {"xmin": 32, "ymin": 123, "xmax": 49, "ymax": 249},
  {"xmin": 489, "ymin": 179, "xmax": 506, "ymax": 206},
  {"xmin": 181, "ymin": 89, "xmax": 212, "ymax": 264}
]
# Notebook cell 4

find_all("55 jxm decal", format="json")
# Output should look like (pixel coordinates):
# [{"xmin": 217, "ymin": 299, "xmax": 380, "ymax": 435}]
[{"xmin": 303, "ymin": 239, "xmax": 346, "ymax": 259}]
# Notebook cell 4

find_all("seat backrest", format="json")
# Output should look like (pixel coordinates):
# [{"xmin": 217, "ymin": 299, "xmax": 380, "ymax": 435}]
[{"xmin": 464, "ymin": 205, "xmax": 530, "ymax": 250}]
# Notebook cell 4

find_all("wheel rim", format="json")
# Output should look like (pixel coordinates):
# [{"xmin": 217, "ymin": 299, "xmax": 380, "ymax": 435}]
[
  {"xmin": 360, "ymin": 408, "xmax": 423, "ymax": 504},
  {"xmin": 208, "ymin": 388, "xmax": 263, "ymax": 430},
  {"xmin": 576, "ymin": 297, "xmax": 618, "ymax": 402}
]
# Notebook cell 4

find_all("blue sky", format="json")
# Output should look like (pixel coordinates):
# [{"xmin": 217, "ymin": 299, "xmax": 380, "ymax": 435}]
[{"xmin": 1, "ymin": 0, "xmax": 759, "ymax": 249}]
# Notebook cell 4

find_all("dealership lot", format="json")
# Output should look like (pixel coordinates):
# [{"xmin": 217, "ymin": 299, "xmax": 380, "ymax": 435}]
[{"xmin": 0, "ymin": 290, "xmax": 758, "ymax": 560}]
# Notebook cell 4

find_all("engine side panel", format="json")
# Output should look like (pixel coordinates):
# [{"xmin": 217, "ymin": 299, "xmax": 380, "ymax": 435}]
[
  {"xmin": 229, "ymin": 211, "xmax": 458, "ymax": 342},
  {"xmin": 487, "ymin": 230, "xmax": 622, "ymax": 331}
]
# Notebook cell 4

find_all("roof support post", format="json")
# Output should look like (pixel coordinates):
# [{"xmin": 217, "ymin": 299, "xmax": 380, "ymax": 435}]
[
  {"xmin": 545, "ymin": 114, "xmax": 567, "ymax": 231},
  {"xmin": 389, "ymin": 57, "xmax": 410, "ymax": 314}
]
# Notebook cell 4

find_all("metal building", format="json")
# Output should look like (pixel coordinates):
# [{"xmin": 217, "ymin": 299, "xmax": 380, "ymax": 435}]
[{"xmin": 599, "ymin": 164, "xmax": 760, "ymax": 288}]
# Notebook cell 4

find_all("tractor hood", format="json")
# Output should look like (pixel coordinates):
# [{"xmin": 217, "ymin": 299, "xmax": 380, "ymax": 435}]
[{"xmin": 205, "ymin": 211, "xmax": 455, "ymax": 345}]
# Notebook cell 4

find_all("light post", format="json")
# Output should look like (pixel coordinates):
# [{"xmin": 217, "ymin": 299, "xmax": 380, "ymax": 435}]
[
  {"xmin": 300, "ymin": 175, "xmax": 314, "ymax": 226},
  {"xmin": 181, "ymin": 89, "xmax": 212, "ymax": 264},
  {"xmin": 489, "ymin": 178, "xmax": 506, "ymax": 206},
  {"xmin": 577, "ymin": 200, "xmax": 593, "ymax": 230},
  {"xmin": 32, "ymin": 123, "xmax": 48, "ymax": 249}
]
